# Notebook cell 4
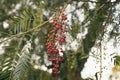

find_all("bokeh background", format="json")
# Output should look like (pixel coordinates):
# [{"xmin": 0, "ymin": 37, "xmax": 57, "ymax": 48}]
[{"xmin": 0, "ymin": 0, "xmax": 120, "ymax": 80}]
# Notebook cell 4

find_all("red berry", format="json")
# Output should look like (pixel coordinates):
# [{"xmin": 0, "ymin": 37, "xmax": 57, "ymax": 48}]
[{"xmin": 45, "ymin": 8, "xmax": 67, "ymax": 74}]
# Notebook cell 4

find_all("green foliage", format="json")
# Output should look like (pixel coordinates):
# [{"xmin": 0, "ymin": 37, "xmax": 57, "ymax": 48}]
[
  {"xmin": 28, "ymin": 68, "xmax": 52, "ymax": 80},
  {"xmin": 0, "ymin": 40, "xmax": 32, "ymax": 80},
  {"xmin": 11, "ymin": 41, "xmax": 32, "ymax": 80},
  {"xmin": 0, "ymin": 0, "xmax": 120, "ymax": 80},
  {"xmin": 0, "ymin": 40, "xmax": 17, "ymax": 80},
  {"xmin": 114, "ymin": 56, "xmax": 120, "ymax": 66},
  {"xmin": 9, "ymin": 9, "xmax": 34, "ymax": 35}
]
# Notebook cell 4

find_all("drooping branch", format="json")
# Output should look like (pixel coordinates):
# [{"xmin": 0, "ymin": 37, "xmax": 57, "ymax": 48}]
[
  {"xmin": 0, "ymin": 20, "xmax": 49, "ymax": 44},
  {"xmin": 0, "ymin": 4, "xmax": 68, "ymax": 45}
]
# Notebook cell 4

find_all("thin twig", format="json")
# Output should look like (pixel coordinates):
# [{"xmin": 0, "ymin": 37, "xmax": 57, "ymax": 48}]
[
  {"xmin": 101, "ymin": 3, "xmax": 113, "ymax": 37},
  {"xmin": 80, "ymin": 0, "xmax": 102, "ymax": 3},
  {"xmin": 0, "ymin": 20, "xmax": 49, "ymax": 44},
  {"xmin": 99, "ymin": 43, "xmax": 102, "ymax": 80},
  {"xmin": 85, "ymin": 0, "xmax": 117, "ymax": 3},
  {"xmin": 0, "ymin": 4, "xmax": 68, "ymax": 44},
  {"xmin": 99, "ymin": 0, "xmax": 112, "ymax": 80}
]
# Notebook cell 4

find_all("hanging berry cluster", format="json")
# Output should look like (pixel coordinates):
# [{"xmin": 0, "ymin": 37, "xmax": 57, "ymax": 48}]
[{"xmin": 45, "ymin": 9, "xmax": 67, "ymax": 75}]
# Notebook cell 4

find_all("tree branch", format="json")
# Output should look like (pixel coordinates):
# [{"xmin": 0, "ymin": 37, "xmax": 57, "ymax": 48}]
[
  {"xmin": 101, "ymin": 0, "xmax": 113, "ymax": 38},
  {"xmin": 0, "ymin": 20, "xmax": 49, "ymax": 44},
  {"xmin": 0, "ymin": 4, "xmax": 68, "ymax": 44},
  {"xmin": 67, "ymin": 0, "xmax": 117, "ymax": 4}
]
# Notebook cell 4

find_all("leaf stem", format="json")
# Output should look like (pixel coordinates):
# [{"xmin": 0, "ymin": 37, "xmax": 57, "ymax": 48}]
[
  {"xmin": 0, "ymin": 4, "xmax": 68, "ymax": 44},
  {"xmin": 0, "ymin": 20, "xmax": 49, "ymax": 44}
]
